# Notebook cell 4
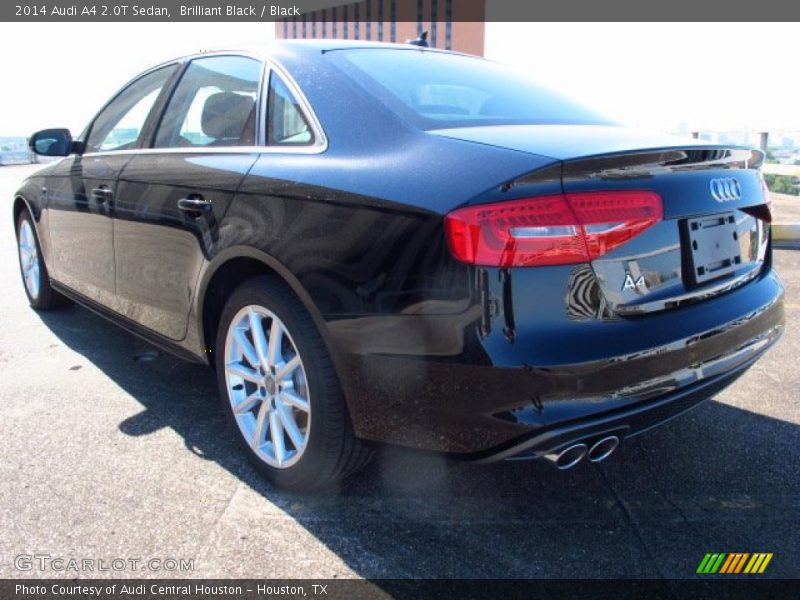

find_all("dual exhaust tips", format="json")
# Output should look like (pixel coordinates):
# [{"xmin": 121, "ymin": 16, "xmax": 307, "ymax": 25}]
[{"xmin": 544, "ymin": 435, "xmax": 620, "ymax": 470}]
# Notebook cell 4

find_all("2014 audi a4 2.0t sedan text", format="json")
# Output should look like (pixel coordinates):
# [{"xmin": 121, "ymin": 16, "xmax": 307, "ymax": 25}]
[{"xmin": 14, "ymin": 41, "xmax": 784, "ymax": 490}]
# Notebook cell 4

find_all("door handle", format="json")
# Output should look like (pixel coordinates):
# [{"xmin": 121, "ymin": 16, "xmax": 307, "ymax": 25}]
[
  {"xmin": 92, "ymin": 186, "xmax": 113, "ymax": 203},
  {"xmin": 177, "ymin": 195, "xmax": 212, "ymax": 216}
]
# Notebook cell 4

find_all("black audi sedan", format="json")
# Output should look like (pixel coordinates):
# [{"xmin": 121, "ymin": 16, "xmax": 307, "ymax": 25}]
[{"xmin": 15, "ymin": 40, "xmax": 783, "ymax": 489}]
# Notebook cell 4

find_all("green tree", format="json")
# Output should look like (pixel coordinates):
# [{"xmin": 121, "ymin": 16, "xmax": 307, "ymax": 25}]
[{"xmin": 763, "ymin": 173, "xmax": 800, "ymax": 196}]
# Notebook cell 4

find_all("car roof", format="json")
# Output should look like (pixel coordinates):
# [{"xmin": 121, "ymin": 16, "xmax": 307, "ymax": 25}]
[{"xmin": 156, "ymin": 39, "xmax": 474, "ymax": 67}]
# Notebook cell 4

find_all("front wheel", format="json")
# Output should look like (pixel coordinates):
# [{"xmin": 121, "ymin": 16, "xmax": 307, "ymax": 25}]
[
  {"xmin": 16, "ymin": 210, "xmax": 71, "ymax": 310},
  {"xmin": 215, "ymin": 276, "xmax": 372, "ymax": 490}
]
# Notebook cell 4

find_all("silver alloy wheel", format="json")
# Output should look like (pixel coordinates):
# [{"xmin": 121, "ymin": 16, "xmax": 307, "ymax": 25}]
[
  {"xmin": 18, "ymin": 219, "xmax": 40, "ymax": 300},
  {"xmin": 224, "ymin": 305, "xmax": 311, "ymax": 468}
]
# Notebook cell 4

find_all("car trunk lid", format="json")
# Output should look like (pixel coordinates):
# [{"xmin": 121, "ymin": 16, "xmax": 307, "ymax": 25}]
[
  {"xmin": 561, "ymin": 146, "xmax": 769, "ymax": 315},
  {"xmin": 434, "ymin": 125, "xmax": 770, "ymax": 315}
]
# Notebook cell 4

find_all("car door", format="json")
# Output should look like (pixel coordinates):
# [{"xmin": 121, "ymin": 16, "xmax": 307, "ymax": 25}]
[
  {"xmin": 46, "ymin": 64, "xmax": 177, "ymax": 308},
  {"xmin": 112, "ymin": 55, "xmax": 262, "ymax": 340}
]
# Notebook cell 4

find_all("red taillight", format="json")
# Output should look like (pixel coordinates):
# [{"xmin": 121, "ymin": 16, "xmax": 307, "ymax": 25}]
[
  {"xmin": 741, "ymin": 173, "xmax": 773, "ymax": 223},
  {"xmin": 444, "ymin": 191, "xmax": 663, "ymax": 267},
  {"xmin": 758, "ymin": 171, "xmax": 771, "ymax": 204}
]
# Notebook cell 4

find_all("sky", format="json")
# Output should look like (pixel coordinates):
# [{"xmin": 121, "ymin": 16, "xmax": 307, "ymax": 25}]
[
  {"xmin": 0, "ymin": 22, "xmax": 797, "ymax": 137},
  {"xmin": 0, "ymin": 23, "xmax": 273, "ymax": 137},
  {"xmin": 485, "ymin": 23, "xmax": 800, "ymax": 134}
]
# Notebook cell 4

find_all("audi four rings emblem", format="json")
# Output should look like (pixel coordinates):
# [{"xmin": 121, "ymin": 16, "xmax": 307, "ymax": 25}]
[{"xmin": 710, "ymin": 177, "xmax": 742, "ymax": 202}]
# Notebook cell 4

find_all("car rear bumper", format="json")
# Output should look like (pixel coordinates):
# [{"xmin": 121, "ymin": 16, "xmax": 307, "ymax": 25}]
[
  {"xmin": 333, "ymin": 270, "xmax": 784, "ymax": 456},
  {"xmin": 472, "ymin": 340, "xmax": 774, "ymax": 463}
]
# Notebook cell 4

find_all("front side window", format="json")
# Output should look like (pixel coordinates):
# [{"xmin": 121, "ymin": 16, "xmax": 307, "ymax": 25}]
[
  {"xmin": 267, "ymin": 73, "xmax": 314, "ymax": 146},
  {"xmin": 85, "ymin": 65, "xmax": 176, "ymax": 153},
  {"xmin": 154, "ymin": 56, "xmax": 262, "ymax": 148}
]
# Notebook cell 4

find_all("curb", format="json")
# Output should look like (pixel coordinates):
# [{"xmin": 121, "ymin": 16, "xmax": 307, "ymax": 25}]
[{"xmin": 772, "ymin": 223, "xmax": 800, "ymax": 242}]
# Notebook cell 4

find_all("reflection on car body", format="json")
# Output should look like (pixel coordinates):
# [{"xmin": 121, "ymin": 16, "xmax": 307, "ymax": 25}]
[{"xmin": 13, "ymin": 41, "xmax": 783, "ymax": 489}]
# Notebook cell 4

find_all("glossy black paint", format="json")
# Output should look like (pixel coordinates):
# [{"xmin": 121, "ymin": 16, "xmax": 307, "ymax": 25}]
[
  {"xmin": 114, "ymin": 153, "xmax": 258, "ymax": 339},
  {"xmin": 46, "ymin": 154, "xmax": 126, "ymax": 309},
  {"xmin": 14, "ymin": 41, "xmax": 784, "ymax": 458}
]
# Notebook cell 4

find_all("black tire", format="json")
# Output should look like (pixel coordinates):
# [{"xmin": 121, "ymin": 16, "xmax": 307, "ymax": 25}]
[
  {"xmin": 16, "ymin": 209, "xmax": 71, "ymax": 310},
  {"xmin": 214, "ymin": 275, "xmax": 372, "ymax": 491}
]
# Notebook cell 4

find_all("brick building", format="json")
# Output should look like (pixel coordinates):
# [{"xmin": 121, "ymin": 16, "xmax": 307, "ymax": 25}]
[{"xmin": 275, "ymin": 0, "xmax": 485, "ymax": 56}]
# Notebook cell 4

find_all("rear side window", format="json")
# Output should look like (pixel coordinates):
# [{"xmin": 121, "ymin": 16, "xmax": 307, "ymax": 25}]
[
  {"xmin": 266, "ymin": 73, "xmax": 314, "ymax": 146},
  {"xmin": 331, "ymin": 49, "xmax": 613, "ymax": 129},
  {"xmin": 154, "ymin": 56, "xmax": 262, "ymax": 148},
  {"xmin": 85, "ymin": 65, "xmax": 176, "ymax": 153}
]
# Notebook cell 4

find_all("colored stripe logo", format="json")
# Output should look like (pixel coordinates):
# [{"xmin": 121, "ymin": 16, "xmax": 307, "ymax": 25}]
[{"xmin": 696, "ymin": 553, "xmax": 773, "ymax": 574}]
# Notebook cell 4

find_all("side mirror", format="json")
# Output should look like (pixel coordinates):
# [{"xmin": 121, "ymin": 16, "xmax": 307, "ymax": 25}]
[{"xmin": 29, "ymin": 129, "xmax": 80, "ymax": 157}]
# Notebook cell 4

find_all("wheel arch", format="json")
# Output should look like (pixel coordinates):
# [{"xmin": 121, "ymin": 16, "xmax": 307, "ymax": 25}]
[
  {"xmin": 13, "ymin": 194, "xmax": 36, "ymax": 228},
  {"xmin": 196, "ymin": 246, "xmax": 338, "ymax": 371},
  {"xmin": 13, "ymin": 193, "xmax": 48, "ymax": 256}
]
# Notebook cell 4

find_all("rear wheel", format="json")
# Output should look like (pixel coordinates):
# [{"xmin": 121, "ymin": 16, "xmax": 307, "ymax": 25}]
[
  {"xmin": 16, "ymin": 210, "xmax": 71, "ymax": 310},
  {"xmin": 215, "ymin": 276, "xmax": 372, "ymax": 490}
]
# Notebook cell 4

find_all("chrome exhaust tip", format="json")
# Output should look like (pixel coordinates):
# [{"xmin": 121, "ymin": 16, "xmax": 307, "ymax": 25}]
[
  {"xmin": 588, "ymin": 435, "xmax": 620, "ymax": 463},
  {"xmin": 544, "ymin": 443, "xmax": 588, "ymax": 470}
]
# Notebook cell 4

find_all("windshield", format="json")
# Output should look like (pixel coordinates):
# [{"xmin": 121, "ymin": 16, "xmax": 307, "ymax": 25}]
[{"xmin": 331, "ymin": 48, "xmax": 615, "ymax": 129}]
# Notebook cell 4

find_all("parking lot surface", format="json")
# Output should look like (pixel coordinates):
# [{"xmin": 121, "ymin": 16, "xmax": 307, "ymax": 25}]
[{"xmin": 1, "ymin": 165, "xmax": 798, "ymax": 580}]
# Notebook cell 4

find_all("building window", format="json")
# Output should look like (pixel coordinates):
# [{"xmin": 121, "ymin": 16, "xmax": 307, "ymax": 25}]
[
  {"xmin": 445, "ymin": 0, "xmax": 452, "ymax": 50},
  {"xmin": 378, "ymin": 0, "xmax": 384, "ymax": 41},
  {"xmin": 431, "ymin": 0, "xmax": 438, "ymax": 47},
  {"xmin": 391, "ymin": 0, "xmax": 396, "ymax": 42}
]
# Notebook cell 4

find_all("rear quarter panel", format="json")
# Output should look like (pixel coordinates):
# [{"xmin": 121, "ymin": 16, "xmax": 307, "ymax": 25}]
[{"xmin": 229, "ymin": 135, "xmax": 554, "ymax": 319}]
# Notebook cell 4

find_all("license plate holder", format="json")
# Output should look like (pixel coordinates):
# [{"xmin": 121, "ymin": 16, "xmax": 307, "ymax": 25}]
[{"xmin": 683, "ymin": 212, "xmax": 741, "ymax": 287}]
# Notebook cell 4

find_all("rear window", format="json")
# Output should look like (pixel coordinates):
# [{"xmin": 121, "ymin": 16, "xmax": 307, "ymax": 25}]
[{"xmin": 331, "ymin": 49, "xmax": 613, "ymax": 129}]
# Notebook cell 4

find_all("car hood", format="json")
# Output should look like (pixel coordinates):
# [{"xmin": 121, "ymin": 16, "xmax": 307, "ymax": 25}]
[{"xmin": 427, "ymin": 124, "xmax": 734, "ymax": 161}]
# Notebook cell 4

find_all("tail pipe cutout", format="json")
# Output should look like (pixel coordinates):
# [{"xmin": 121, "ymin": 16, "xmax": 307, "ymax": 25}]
[{"xmin": 542, "ymin": 435, "xmax": 620, "ymax": 470}]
